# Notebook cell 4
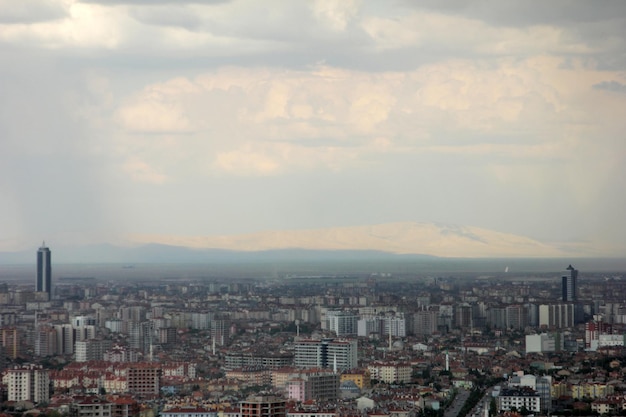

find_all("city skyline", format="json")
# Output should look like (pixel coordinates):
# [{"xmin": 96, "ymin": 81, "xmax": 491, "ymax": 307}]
[{"xmin": 1, "ymin": 1, "xmax": 626, "ymax": 256}]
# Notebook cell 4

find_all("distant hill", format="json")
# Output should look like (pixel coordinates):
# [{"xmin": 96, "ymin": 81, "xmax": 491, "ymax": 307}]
[
  {"xmin": 0, "ymin": 222, "xmax": 612, "ymax": 264},
  {"xmin": 128, "ymin": 222, "xmax": 580, "ymax": 258}
]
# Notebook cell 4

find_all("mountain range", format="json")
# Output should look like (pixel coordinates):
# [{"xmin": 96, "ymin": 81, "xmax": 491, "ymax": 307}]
[{"xmin": 0, "ymin": 222, "xmax": 611, "ymax": 264}]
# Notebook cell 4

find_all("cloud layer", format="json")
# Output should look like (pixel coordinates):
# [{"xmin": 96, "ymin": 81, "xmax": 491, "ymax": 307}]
[{"xmin": 1, "ymin": 0, "xmax": 625, "ymax": 254}]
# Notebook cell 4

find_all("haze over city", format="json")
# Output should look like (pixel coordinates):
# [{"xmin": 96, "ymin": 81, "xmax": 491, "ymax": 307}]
[{"xmin": 1, "ymin": 1, "xmax": 626, "ymax": 257}]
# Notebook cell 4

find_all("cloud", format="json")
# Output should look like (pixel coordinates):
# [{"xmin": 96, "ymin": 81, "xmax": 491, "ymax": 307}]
[
  {"xmin": 402, "ymin": 0, "xmax": 626, "ymax": 27},
  {"xmin": 122, "ymin": 157, "xmax": 168, "ymax": 184},
  {"xmin": 311, "ymin": 0, "xmax": 361, "ymax": 31},
  {"xmin": 593, "ymin": 80, "xmax": 626, "ymax": 94},
  {"xmin": 79, "ymin": 0, "xmax": 229, "ymax": 5},
  {"xmin": 0, "ymin": 0, "xmax": 68, "ymax": 24},
  {"xmin": 1, "ymin": 0, "xmax": 622, "ymax": 75},
  {"xmin": 104, "ymin": 55, "xmax": 626, "ymax": 185},
  {"xmin": 1, "ymin": 1, "xmax": 625, "ymax": 251}
]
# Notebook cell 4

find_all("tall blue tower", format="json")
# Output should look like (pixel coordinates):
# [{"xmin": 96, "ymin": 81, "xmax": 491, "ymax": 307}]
[
  {"xmin": 36, "ymin": 242, "xmax": 51, "ymax": 300},
  {"xmin": 562, "ymin": 264, "xmax": 578, "ymax": 302}
]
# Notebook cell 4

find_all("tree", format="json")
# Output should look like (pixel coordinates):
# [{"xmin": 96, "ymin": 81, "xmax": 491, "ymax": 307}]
[{"xmin": 489, "ymin": 398, "xmax": 497, "ymax": 417}]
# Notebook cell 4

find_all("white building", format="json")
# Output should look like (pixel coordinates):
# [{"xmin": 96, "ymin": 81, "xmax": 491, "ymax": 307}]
[
  {"xmin": 54, "ymin": 323, "xmax": 75, "ymax": 355},
  {"xmin": 75, "ymin": 339, "xmax": 113, "ymax": 362},
  {"xmin": 538, "ymin": 304, "xmax": 574, "ymax": 328},
  {"xmin": 325, "ymin": 311, "xmax": 358, "ymax": 337},
  {"xmin": 73, "ymin": 316, "xmax": 97, "ymax": 327},
  {"xmin": 3, "ymin": 364, "xmax": 49, "ymax": 403},
  {"xmin": 383, "ymin": 315, "xmax": 406, "ymax": 337},
  {"xmin": 357, "ymin": 318, "xmax": 380, "ymax": 337},
  {"xmin": 191, "ymin": 312, "xmax": 212, "ymax": 330},
  {"xmin": 104, "ymin": 319, "xmax": 123, "ymax": 333},
  {"xmin": 598, "ymin": 334, "xmax": 626, "ymax": 347},
  {"xmin": 497, "ymin": 388, "xmax": 541, "ymax": 413},
  {"xmin": 294, "ymin": 339, "xmax": 357, "ymax": 371},
  {"xmin": 525, "ymin": 333, "xmax": 563, "ymax": 353}
]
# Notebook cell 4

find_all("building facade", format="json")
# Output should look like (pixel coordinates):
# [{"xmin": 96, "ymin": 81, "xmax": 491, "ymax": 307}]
[
  {"xmin": 294, "ymin": 339, "xmax": 357, "ymax": 371},
  {"xmin": 37, "ymin": 243, "xmax": 52, "ymax": 300},
  {"xmin": 3, "ymin": 364, "xmax": 50, "ymax": 403},
  {"xmin": 562, "ymin": 265, "xmax": 578, "ymax": 302},
  {"xmin": 240, "ymin": 396, "xmax": 286, "ymax": 417}
]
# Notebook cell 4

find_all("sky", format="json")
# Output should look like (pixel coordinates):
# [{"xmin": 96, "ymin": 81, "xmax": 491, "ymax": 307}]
[{"xmin": 1, "ymin": 0, "xmax": 625, "ymax": 254}]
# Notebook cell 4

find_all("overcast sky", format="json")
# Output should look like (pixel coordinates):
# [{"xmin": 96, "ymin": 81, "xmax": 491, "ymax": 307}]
[{"xmin": 1, "ymin": 0, "xmax": 625, "ymax": 253}]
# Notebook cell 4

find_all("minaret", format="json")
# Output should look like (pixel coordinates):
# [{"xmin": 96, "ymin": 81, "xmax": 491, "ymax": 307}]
[
  {"xmin": 445, "ymin": 351, "xmax": 450, "ymax": 372},
  {"xmin": 333, "ymin": 354, "xmax": 337, "ymax": 374}
]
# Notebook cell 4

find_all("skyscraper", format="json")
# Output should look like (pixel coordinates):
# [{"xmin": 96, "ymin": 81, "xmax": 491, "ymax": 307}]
[
  {"xmin": 562, "ymin": 264, "xmax": 578, "ymax": 302},
  {"xmin": 36, "ymin": 243, "xmax": 51, "ymax": 300}
]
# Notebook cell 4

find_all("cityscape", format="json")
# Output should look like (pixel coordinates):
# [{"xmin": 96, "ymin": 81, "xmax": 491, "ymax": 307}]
[
  {"xmin": 0, "ymin": 244, "xmax": 625, "ymax": 417},
  {"xmin": 2, "ymin": 2, "xmax": 626, "ymax": 417}
]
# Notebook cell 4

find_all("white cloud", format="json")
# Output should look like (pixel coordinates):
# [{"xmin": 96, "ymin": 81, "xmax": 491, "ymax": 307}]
[
  {"xmin": 1, "ymin": 0, "xmax": 625, "ymax": 250},
  {"xmin": 116, "ymin": 78, "xmax": 196, "ymax": 134},
  {"xmin": 311, "ymin": 0, "xmax": 361, "ymax": 31},
  {"xmin": 105, "ymin": 56, "xmax": 626, "ymax": 183}
]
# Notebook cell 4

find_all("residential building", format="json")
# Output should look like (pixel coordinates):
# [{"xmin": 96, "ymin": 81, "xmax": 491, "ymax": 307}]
[
  {"xmin": 497, "ymin": 388, "xmax": 541, "ymax": 413},
  {"xmin": 240, "ymin": 396, "xmax": 286, "ymax": 417},
  {"xmin": 162, "ymin": 407, "xmax": 217, "ymax": 417},
  {"xmin": 325, "ymin": 310, "xmax": 358, "ymax": 337},
  {"xmin": 538, "ymin": 304, "xmax": 574, "ymax": 328},
  {"xmin": 3, "ymin": 364, "xmax": 49, "ymax": 403},
  {"xmin": 2, "ymin": 327, "xmax": 20, "ymax": 359},
  {"xmin": 367, "ymin": 361, "xmax": 412, "ymax": 384},
  {"xmin": 340, "ymin": 369, "xmax": 371, "ymax": 389},
  {"xmin": 572, "ymin": 383, "xmax": 615, "ymax": 400},
  {"xmin": 71, "ymin": 396, "xmax": 112, "ymax": 417},
  {"xmin": 525, "ymin": 333, "xmax": 563, "ymax": 353},
  {"xmin": 127, "ymin": 364, "xmax": 161, "ymax": 397},
  {"xmin": 75, "ymin": 339, "xmax": 113, "ymax": 362},
  {"xmin": 294, "ymin": 339, "xmax": 357, "ymax": 371},
  {"xmin": 286, "ymin": 370, "xmax": 339, "ymax": 401}
]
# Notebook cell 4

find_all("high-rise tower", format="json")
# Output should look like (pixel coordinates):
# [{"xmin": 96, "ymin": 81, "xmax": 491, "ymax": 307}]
[
  {"xmin": 36, "ymin": 243, "xmax": 51, "ymax": 300},
  {"xmin": 562, "ymin": 264, "xmax": 578, "ymax": 302}
]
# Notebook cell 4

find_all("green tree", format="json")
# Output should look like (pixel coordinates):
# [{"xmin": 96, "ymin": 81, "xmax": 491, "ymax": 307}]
[{"xmin": 489, "ymin": 398, "xmax": 497, "ymax": 417}]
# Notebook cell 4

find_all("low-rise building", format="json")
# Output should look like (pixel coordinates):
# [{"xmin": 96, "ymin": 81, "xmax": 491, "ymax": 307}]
[{"xmin": 497, "ymin": 388, "xmax": 541, "ymax": 413}]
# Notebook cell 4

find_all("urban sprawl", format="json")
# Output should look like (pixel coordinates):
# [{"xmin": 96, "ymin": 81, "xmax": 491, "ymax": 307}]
[{"xmin": 1, "ymin": 244, "xmax": 626, "ymax": 417}]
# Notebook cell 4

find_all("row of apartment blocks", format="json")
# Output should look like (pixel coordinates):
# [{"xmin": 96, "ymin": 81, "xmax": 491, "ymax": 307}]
[
  {"xmin": 3, "ymin": 361, "xmax": 197, "ymax": 403},
  {"xmin": 227, "ymin": 366, "xmax": 371, "ymax": 390},
  {"xmin": 163, "ymin": 394, "xmax": 421, "ymax": 417},
  {"xmin": 495, "ymin": 368, "xmax": 626, "ymax": 415},
  {"xmin": 224, "ymin": 338, "xmax": 358, "ymax": 372},
  {"xmin": 525, "ymin": 330, "xmax": 626, "ymax": 354}
]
